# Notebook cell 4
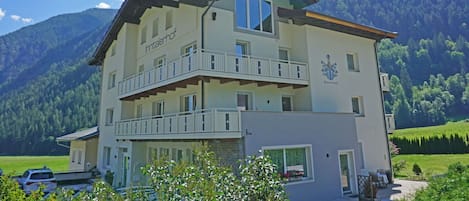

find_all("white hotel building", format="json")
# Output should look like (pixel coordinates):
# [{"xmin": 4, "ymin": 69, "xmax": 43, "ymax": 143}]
[{"xmin": 89, "ymin": 0, "xmax": 397, "ymax": 200}]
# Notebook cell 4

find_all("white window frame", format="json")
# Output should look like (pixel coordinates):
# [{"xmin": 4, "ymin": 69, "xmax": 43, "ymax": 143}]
[
  {"xmin": 111, "ymin": 44, "xmax": 116, "ymax": 56},
  {"xmin": 152, "ymin": 100, "xmax": 165, "ymax": 116},
  {"xmin": 165, "ymin": 10, "xmax": 173, "ymax": 30},
  {"xmin": 108, "ymin": 71, "xmax": 116, "ymax": 89},
  {"xmin": 278, "ymin": 48, "xmax": 290, "ymax": 61},
  {"xmin": 103, "ymin": 146, "xmax": 111, "ymax": 168},
  {"xmin": 235, "ymin": 0, "xmax": 274, "ymax": 34},
  {"xmin": 236, "ymin": 91, "xmax": 253, "ymax": 111},
  {"xmin": 140, "ymin": 25, "xmax": 147, "ymax": 44},
  {"xmin": 262, "ymin": 144, "xmax": 315, "ymax": 184},
  {"xmin": 281, "ymin": 95, "xmax": 293, "ymax": 112},
  {"xmin": 351, "ymin": 96, "xmax": 365, "ymax": 116},
  {"xmin": 152, "ymin": 18, "xmax": 159, "ymax": 38},
  {"xmin": 181, "ymin": 93, "xmax": 197, "ymax": 112},
  {"xmin": 346, "ymin": 53, "xmax": 359, "ymax": 72},
  {"xmin": 154, "ymin": 56, "xmax": 166, "ymax": 68},
  {"xmin": 105, "ymin": 108, "xmax": 114, "ymax": 126}
]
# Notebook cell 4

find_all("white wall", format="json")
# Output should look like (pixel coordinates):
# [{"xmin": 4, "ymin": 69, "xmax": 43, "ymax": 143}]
[{"xmin": 305, "ymin": 26, "xmax": 390, "ymax": 170}]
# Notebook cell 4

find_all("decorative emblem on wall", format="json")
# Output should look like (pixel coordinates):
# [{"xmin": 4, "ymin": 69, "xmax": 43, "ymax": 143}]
[{"xmin": 321, "ymin": 54, "xmax": 338, "ymax": 81}]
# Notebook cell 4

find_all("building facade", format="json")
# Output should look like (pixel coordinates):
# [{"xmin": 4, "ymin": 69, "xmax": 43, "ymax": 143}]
[{"xmin": 90, "ymin": 0, "xmax": 397, "ymax": 200}]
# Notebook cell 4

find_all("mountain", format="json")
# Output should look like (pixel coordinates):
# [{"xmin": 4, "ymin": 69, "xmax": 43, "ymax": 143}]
[
  {"xmin": 309, "ymin": 0, "xmax": 469, "ymax": 128},
  {"xmin": 0, "ymin": 1, "xmax": 468, "ymax": 155},
  {"xmin": 0, "ymin": 9, "xmax": 117, "ymax": 155}
]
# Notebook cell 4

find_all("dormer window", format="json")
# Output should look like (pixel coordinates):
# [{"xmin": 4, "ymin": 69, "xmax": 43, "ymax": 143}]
[{"xmin": 236, "ymin": 0, "xmax": 273, "ymax": 33}]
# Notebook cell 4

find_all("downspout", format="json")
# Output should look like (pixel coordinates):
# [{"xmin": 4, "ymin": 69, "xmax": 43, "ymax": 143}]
[
  {"xmin": 374, "ymin": 40, "xmax": 393, "ymax": 178},
  {"xmin": 200, "ymin": 0, "xmax": 216, "ymax": 110}
]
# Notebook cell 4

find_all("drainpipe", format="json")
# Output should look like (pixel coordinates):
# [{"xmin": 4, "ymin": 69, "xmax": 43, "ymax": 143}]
[
  {"xmin": 200, "ymin": 0, "xmax": 216, "ymax": 110},
  {"xmin": 374, "ymin": 40, "xmax": 393, "ymax": 179}
]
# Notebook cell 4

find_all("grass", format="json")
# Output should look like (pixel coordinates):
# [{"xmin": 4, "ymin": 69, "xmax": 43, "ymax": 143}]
[
  {"xmin": 392, "ymin": 154, "xmax": 469, "ymax": 180},
  {"xmin": 0, "ymin": 156, "xmax": 69, "ymax": 175},
  {"xmin": 391, "ymin": 120, "xmax": 469, "ymax": 139}
]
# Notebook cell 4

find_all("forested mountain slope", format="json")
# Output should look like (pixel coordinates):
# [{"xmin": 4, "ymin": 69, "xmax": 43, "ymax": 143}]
[{"xmin": 0, "ymin": 9, "xmax": 116, "ymax": 155}]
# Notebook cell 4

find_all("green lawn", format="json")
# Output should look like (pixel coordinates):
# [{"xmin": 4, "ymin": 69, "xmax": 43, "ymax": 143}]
[
  {"xmin": 392, "ymin": 154, "xmax": 469, "ymax": 180},
  {"xmin": 0, "ymin": 156, "xmax": 69, "ymax": 175},
  {"xmin": 391, "ymin": 120, "xmax": 469, "ymax": 139}
]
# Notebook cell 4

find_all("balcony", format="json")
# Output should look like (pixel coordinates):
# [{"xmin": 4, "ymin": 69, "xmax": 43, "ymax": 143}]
[
  {"xmin": 117, "ymin": 49, "xmax": 309, "ymax": 100},
  {"xmin": 385, "ymin": 114, "xmax": 395, "ymax": 134},
  {"xmin": 380, "ymin": 73, "xmax": 390, "ymax": 92},
  {"xmin": 115, "ymin": 108, "xmax": 242, "ymax": 140}
]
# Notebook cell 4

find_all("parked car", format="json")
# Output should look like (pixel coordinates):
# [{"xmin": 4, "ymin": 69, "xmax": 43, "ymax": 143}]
[{"xmin": 17, "ymin": 167, "xmax": 57, "ymax": 194}]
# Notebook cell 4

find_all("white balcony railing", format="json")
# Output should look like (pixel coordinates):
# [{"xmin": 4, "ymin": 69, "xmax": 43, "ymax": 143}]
[
  {"xmin": 115, "ymin": 108, "xmax": 242, "ymax": 139},
  {"xmin": 118, "ymin": 49, "xmax": 309, "ymax": 97},
  {"xmin": 380, "ymin": 73, "xmax": 390, "ymax": 92},
  {"xmin": 385, "ymin": 114, "xmax": 395, "ymax": 134}
]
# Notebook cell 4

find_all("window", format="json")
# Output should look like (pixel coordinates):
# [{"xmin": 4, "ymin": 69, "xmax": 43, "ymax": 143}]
[
  {"xmin": 103, "ymin": 147, "xmax": 111, "ymax": 167},
  {"xmin": 138, "ymin": 64, "xmax": 145, "ymax": 73},
  {"xmin": 111, "ymin": 44, "xmax": 116, "ymax": 56},
  {"xmin": 165, "ymin": 10, "xmax": 173, "ymax": 30},
  {"xmin": 72, "ymin": 150, "xmax": 76, "ymax": 163},
  {"xmin": 152, "ymin": 100, "xmax": 165, "ymax": 116},
  {"xmin": 352, "ymin": 96, "xmax": 364, "ymax": 116},
  {"xmin": 183, "ymin": 43, "xmax": 197, "ymax": 55},
  {"xmin": 141, "ymin": 26, "xmax": 147, "ymax": 44},
  {"xmin": 77, "ymin": 150, "xmax": 82, "ymax": 164},
  {"xmin": 148, "ymin": 148, "xmax": 158, "ymax": 162},
  {"xmin": 236, "ymin": 0, "xmax": 273, "ymax": 33},
  {"xmin": 154, "ymin": 56, "xmax": 166, "ymax": 68},
  {"xmin": 279, "ymin": 48, "xmax": 289, "ymax": 61},
  {"xmin": 282, "ymin": 96, "xmax": 292, "ymax": 111},
  {"xmin": 159, "ymin": 148, "xmax": 170, "ymax": 159},
  {"xmin": 263, "ymin": 145, "xmax": 313, "ymax": 182},
  {"xmin": 237, "ymin": 92, "xmax": 252, "ymax": 110},
  {"xmin": 235, "ymin": 41, "xmax": 249, "ymax": 56},
  {"xmin": 152, "ymin": 18, "xmax": 159, "ymax": 38},
  {"xmin": 136, "ymin": 104, "xmax": 143, "ymax": 118},
  {"xmin": 347, "ymin": 53, "xmax": 359, "ymax": 72},
  {"xmin": 181, "ymin": 94, "xmax": 197, "ymax": 112},
  {"xmin": 105, "ymin": 108, "xmax": 114, "ymax": 125},
  {"xmin": 108, "ymin": 72, "xmax": 116, "ymax": 89}
]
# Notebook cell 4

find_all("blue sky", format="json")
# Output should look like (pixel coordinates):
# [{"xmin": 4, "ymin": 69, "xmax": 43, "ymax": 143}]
[{"xmin": 0, "ymin": 0, "xmax": 124, "ymax": 36}]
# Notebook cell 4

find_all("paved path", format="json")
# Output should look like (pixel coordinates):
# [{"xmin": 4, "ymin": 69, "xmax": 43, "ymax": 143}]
[
  {"xmin": 376, "ymin": 179, "xmax": 428, "ymax": 201},
  {"xmin": 335, "ymin": 179, "xmax": 428, "ymax": 201}
]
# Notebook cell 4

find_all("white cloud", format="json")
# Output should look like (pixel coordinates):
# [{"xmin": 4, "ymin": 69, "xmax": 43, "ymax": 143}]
[
  {"xmin": 10, "ymin": 15, "xmax": 20, "ymax": 21},
  {"xmin": 96, "ymin": 2, "xmax": 111, "ymax": 9},
  {"xmin": 0, "ymin": 8, "xmax": 5, "ymax": 20},
  {"xmin": 21, "ymin": 18, "xmax": 33, "ymax": 23}
]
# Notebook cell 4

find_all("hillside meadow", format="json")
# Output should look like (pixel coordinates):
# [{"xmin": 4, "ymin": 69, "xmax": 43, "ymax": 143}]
[
  {"xmin": 0, "ymin": 156, "xmax": 69, "ymax": 175},
  {"xmin": 391, "ymin": 120, "xmax": 469, "ymax": 139}
]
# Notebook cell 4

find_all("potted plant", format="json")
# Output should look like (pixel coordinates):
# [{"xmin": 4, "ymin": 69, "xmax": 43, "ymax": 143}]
[{"xmin": 104, "ymin": 170, "xmax": 114, "ymax": 185}]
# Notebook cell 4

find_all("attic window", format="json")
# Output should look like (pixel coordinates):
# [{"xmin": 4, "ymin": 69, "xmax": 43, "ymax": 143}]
[{"xmin": 236, "ymin": 0, "xmax": 273, "ymax": 33}]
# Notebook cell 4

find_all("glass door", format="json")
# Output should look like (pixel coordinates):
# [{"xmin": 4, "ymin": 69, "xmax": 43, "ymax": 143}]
[{"xmin": 339, "ymin": 151, "xmax": 355, "ymax": 194}]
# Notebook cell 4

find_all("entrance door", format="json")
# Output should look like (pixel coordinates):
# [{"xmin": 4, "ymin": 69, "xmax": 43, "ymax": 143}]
[
  {"xmin": 339, "ymin": 151, "xmax": 356, "ymax": 194},
  {"xmin": 118, "ymin": 148, "xmax": 130, "ymax": 187}
]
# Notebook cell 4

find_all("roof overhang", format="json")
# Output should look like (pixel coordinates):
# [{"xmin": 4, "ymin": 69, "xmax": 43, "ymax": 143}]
[
  {"xmin": 278, "ymin": 7, "xmax": 398, "ymax": 40},
  {"xmin": 56, "ymin": 127, "xmax": 99, "ymax": 142},
  {"xmin": 89, "ymin": 0, "xmax": 212, "ymax": 66}
]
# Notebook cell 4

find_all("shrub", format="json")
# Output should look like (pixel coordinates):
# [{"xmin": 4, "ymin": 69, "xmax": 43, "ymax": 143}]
[
  {"xmin": 413, "ymin": 163, "xmax": 422, "ymax": 176},
  {"xmin": 392, "ymin": 160, "xmax": 407, "ymax": 176},
  {"xmin": 414, "ymin": 162, "xmax": 469, "ymax": 201}
]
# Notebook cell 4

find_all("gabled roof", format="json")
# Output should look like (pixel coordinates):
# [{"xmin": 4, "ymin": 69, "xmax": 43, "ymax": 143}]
[
  {"xmin": 88, "ymin": 0, "xmax": 320, "ymax": 66},
  {"xmin": 278, "ymin": 7, "xmax": 397, "ymax": 40},
  {"xmin": 56, "ymin": 127, "xmax": 99, "ymax": 142}
]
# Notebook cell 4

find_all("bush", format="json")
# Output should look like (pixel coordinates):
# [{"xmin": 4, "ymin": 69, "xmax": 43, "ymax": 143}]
[
  {"xmin": 144, "ymin": 148, "xmax": 288, "ymax": 201},
  {"xmin": 414, "ymin": 162, "xmax": 469, "ymax": 201},
  {"xmin": 392, "ymin": 160, "xmax": 407, "ymax": 176},
  {"xmin": 413, "ymin": 163, "xmax": 423, "ymax": 176}
]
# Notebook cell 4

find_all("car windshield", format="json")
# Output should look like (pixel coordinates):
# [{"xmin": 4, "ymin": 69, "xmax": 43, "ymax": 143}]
[{"xmin": 22, "ymin": 171, "xmax": 29, "ymax": 178}]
